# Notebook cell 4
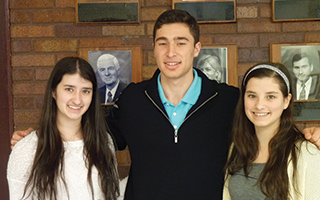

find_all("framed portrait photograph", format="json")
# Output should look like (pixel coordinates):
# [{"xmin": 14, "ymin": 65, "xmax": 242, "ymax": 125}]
[
  {"xmin": 172, "ymin": 0, "xmax": 236, "ymax": 23},
  {"xmin": 270, "ymin": 43, "xmax": 320, "ymax": 122},
  {"xmin": 193, "ymin": 44, "xmax": 238, "ymax": 87},
  {"xmin": 78, "ymin": 46, "xmax": 142, "ymax": 105},
  {"xmin": 76, "ymin": 0, "xmax": 140, "ymax": 24},
  {"xmin": 272, "ymin": 0, "xmax": 320, "ymax": 22}
]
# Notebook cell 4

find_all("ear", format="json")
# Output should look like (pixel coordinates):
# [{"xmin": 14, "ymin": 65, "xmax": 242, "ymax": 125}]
[
  {"xmin": 52, "ymin": 91, "xmax": 56, "ymax": 100},
  {"xmin": 283, "ymin": 93, "xmax": 292, "ymax": 110},
  {"xmin": 194, "ymin": 42, "xmax": 201, "ymax": 57}
]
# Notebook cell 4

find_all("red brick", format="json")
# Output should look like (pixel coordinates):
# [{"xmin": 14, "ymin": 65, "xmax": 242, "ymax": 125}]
[
  {"xmin": 14, "ymin": 110, "xmax": 41, "ymax": 124},
  {"xmin": 10, "ymin": 0, "xmax": 53, "ymax": 9},
  {"xmin": 56, "ymin": 25, "xmax": 101, "ymax": 37},
  {"xmin": 237, "ymin": 6, "xmax": 258, "ymax": 19},
  {"xmin": 102, "ymin": 25, "xmax": 145, "ymax": 36},
  {"xmin": 123, "ymin": 37, "xmax": 153, "ymax": 50},
  {"xmin": 259, "ymin": 5, "xmax": 271, "ymax": 18},
  {"xmin": 141, "ymin": 8, "xmax": 169, "ymax": 21},
  {"xmin": 145, "ymin": 0, "xmax": 171, "ymax": 6},
  {"xmin": 283, "ymin": 21, "xmax": 320, "ymax": 32},
  {"xmin": 10, "ymin": 10, "xmax": 31, "ymax": 23},
  {"xmin": 13, "ymin": 82, "xmax": 47, "ymax": 95},
  {"xmin": 33, "ymin": 10, "xmax": 75, "ymax": 23},
  {"xmin": 238, "ymin": 20, "xmax": 281, "ymax": 33},
  {"xmin": 199, "ymin": 36, "xmax": 213, "ymax": 44},
  {"xmin": 11, "ymin": 25, "xmax": 54, "ymax": 38},
  {"xmin": 14, "ymin": 96, "xmax": 36, "ymax": 109},
  {"xmin": 34, "ymin": 39, "xmax": 78, "ymax": 52},
  {"xmin": 56, "ymin": 0, "xmax": 75, "ymax": 8},
  {"xmin": 12, "ymin": 68, "xmax": 35, "ymax": 81},
  {"xmin": 200, "ymin": 23, "xmax": 237, "ymax": 34},
  {"xmin": 237, "ymin": 0, "xmax": 270, "ymax": 3},
  {"xmin": 259, "ymin": 34, "xmax": 304, "ymax": 47},
  {"xmin": 56, "ymin": 54, "xmax": 78, "ymax": 61},
  {"xmin": 36, "ymin": 68, "xmax": 53, "ymax": 80},
  {"xmin": 238, "ymin": 48, "xmax": 269, "ymax": 63},
  {"xmin": 214, "ymin": 35, "xmax": 259, "ymax": 48},
  {"xmin": 11, "ymin": 40, "xmax": 33, "ymax": 52},
  {"xmin": 305, "ymin": 33, "xmax": 320, "ymax": 42},
  {"xmin": 12, "ymin": 54, "xmax": 55, "ymax": 67},
  {"xmin": 79, "ymin": 38, "xmax": 123, "ymax": 48},
  {"xmin": 35, "ymin": 95, "xmax": 45, "ymax": 109},
  {"xmin": 147, "ymin": 51, "xmax": 156, "ymax": 65}
]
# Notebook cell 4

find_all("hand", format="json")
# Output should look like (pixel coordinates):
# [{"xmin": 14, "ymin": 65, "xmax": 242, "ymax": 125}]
[
  {"xmin": 11, "ymin": 127, "xmax": 33, "ymax": 149},
  {"xmin": 302, "ymin": 127, "xmax": 320, "ymax": 149}
]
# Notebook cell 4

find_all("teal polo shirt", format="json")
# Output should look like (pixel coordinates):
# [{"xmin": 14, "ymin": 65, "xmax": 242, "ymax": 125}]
[{"xmin": 158, "ymin": 69, "xmax": 202, "ymax": 130}]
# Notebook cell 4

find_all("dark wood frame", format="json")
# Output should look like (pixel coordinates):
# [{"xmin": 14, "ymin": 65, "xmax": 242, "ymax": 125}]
[
  {"xmin": 76, "ymin": 0, "xmax": 140, "ymax": 24},
  {"xmin": 172, "ymin": 0, "xmax": 236, "ymax": 23},
  {"xmin": 270, "ymin": 42, "xmax": 320, "ymax": 122},
  {"xmin": 0, "ymin": 0, "xmax": 12, "ymax": 199},
  {"xmin": 272, "ymin": 0, "xmax": 320, "ymax": 22}
]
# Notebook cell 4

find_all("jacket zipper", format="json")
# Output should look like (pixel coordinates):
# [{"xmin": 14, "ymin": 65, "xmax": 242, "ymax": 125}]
[{"xmin": 145, "ymin": 91, "xmax": 218, "ymax": 144}]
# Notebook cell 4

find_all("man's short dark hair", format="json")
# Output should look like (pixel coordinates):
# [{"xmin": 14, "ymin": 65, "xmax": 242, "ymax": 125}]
[{"xmin": 153, "ymin": 9, "xmax": 200, "ymax": 45}]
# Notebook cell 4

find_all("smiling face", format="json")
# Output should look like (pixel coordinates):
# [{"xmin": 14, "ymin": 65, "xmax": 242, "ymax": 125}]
[
  {"xmin": 153, "ymin": 23, "xmax": 201, "ymax": 83},
  {"xmin": 53, "ymin": 73, "xmax": 93, "ymax": 123},
  {"xmin": 244, "ymin": 77, "xmax": 291, "ymax": 133}
]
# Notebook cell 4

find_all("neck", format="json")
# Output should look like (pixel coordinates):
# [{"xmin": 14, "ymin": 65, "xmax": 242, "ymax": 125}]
[
  {"xmin": 56, "ymin": 117, "xmax": 83, "ymax": 141},
  {"xmin": 106, "ymin": 79, "xmax": 119, "ymax": 90},
  {"xmin": 253, "ymin": 126, "xmax": 278, "ymax": 163},
  {"xmin": 160, "ymin": 70, "xmax": 194, "ymax": 106}
]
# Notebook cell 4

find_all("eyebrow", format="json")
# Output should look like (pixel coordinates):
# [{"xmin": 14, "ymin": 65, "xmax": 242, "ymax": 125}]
[
  {"xmin": 246, "ymin": 90, "xmax": 279, "ymax": 94},
  {"xmin": 63, "ymin": 84, "xmax": 92, "ymax": 90},
  {"xmin": 155, "ymin": 36, "xmax": 189, "ymax": 42}
]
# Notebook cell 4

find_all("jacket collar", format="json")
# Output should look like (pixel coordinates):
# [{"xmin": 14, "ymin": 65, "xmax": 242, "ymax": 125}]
[{"xmin": 145, "ymin": 68, "xmax": 219, "ymax": 112}]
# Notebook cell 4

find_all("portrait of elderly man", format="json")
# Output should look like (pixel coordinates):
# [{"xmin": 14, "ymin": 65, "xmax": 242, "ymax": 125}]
[
  {"xmin": 97, "ymin": 54, "xmax": 127, "ymax": 104},
  {"xmin": 292, "ymin": 52, "xmax": 320, "ymax": 100}
]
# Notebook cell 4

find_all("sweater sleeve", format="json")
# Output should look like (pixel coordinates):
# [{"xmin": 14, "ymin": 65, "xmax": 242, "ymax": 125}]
[
  {"xmin": 7, "ymin": 131, "xmax": 38, "ymax": 200},
  {"xmin": 298, "ymin": 141, "xmax": 320, "ymax": 199}
]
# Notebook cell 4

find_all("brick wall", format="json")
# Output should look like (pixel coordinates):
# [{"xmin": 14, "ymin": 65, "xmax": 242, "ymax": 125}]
[{"xmin": 10, "ymin": 0, "xmax": 320, "ymax": 178}]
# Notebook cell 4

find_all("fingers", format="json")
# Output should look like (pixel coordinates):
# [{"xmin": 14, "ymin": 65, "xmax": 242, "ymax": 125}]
[
  {"xmin": 10, "ymin": 127, "xmax": 34, "ymax": 149},
  {"xmin": 303, "ymin": 127, "xmax": 320, "ymax": 150}
]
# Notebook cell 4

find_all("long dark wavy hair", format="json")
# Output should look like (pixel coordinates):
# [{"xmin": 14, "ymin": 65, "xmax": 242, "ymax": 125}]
[
  {"xmin": 225, "ymin": 62, "xmax": 304, "ymax": 199},
  {"xmin": 23, "ymin": 57, "xmax": 119, "ymax": 200}
]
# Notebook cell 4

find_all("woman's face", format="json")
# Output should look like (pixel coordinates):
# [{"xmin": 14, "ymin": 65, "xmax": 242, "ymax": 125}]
[
  {"xmin": 244, "ymin": 77, "xmax": 291, "ymax": 132},
  {"xmin": 53, "ymin": 73, "xmax": 93, "ymax": 123},
  {"xmin": 198, "ymin": 58, "xmax": 221, "ymax": 82}
]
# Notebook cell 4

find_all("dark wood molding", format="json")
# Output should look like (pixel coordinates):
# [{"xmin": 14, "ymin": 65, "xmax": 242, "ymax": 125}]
[{"xmin": 0, "ymin": 0, "xmax": 13, "ymax": 198}]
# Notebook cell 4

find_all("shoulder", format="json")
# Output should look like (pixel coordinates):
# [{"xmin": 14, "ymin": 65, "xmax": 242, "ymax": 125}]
[
  {"xmin": 296, "ymin": 140, "xmax": 320, "ymax": 162},
  {"xmin": 7, "ymin": 131, "xmax": 38, "ymax": 180}
]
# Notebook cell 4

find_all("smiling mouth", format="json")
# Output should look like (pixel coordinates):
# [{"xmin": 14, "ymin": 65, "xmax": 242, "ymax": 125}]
[
  {"xmin": 254, "ymin": 112, "xmax": 269, "ymax": 117},
  {"xmin": 68, "ymin": 105, "xmax": 82, "ymax": 110},
  {"xmin": 165, "ymin": 62, "xmax": 180, "ymax": 66}
]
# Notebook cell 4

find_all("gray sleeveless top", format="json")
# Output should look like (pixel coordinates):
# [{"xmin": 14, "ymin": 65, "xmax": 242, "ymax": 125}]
[{"xmin": 229, "ymin": 163, "xmax": 266, "ymax": 200}]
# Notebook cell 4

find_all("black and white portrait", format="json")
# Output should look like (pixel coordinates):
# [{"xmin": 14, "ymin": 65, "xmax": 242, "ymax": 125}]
[
  {"xmin": 280, "ymin": 45, "xmax": 320, "ymax": 100},
  {"xmin": 88, "ymin": 50, "xmax": 132, "ymax": 104},
  {"xmin": 194, "ymin": 47, "xmax": 228, "ymax": 84}
]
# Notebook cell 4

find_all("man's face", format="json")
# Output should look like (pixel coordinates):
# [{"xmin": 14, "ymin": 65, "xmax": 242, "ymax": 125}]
[
  {"xmin": 97, "ymin": 59, "xmax": 119, "ymax": 86},
  {"xmin": 293, "ymin": 57, "xmax": 313, "ymax": 82},
  {"xmin": 153, "ymin": 23, "xmax": 201, "ymax": 83}
]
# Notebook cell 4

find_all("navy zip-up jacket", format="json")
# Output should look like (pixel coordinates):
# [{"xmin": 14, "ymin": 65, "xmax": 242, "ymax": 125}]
[{"xmin": 107, "ymin": 68, "xmax": 239, "ymax": 200}]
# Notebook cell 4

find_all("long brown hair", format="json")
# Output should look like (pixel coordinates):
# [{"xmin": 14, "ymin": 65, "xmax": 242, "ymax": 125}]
[
  {"xmin": 23, "ymin": 57, "xmax": 119, "ymax": 199},
  {"xmin": 225, "ymin": 62, "xmax": 304, "ymax": 199}
]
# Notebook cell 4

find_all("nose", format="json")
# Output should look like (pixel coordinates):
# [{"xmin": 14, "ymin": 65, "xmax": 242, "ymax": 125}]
[
  {"xmin": 167, "ymin": 43, "xmax": 177, "ymax": 57},
  {"xmin": 72, "ymin": 91, "xmax": 82, "ymax": 105},
  {"xmin": 255, "ymin": 97, "xmax": 265, "ymax": 110}
]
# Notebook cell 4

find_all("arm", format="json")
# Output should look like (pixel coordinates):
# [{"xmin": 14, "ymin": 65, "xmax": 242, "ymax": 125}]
[
  {"xmin": 10, "ymin": 128, "xmax": 33, "ymax": 149},
  {"xmin": 302, "ymin": 127, "xmax": 320, "ymax": 149}
]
